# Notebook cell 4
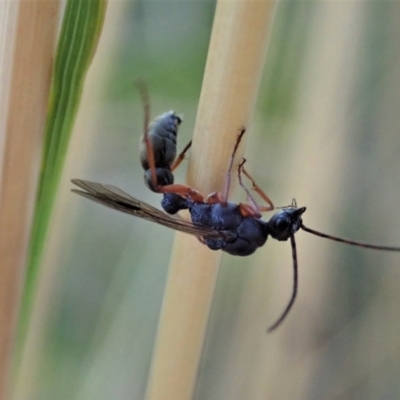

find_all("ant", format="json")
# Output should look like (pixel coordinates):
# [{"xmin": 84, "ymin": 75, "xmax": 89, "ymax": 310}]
[
  {"xmin": 72, "ymin": 85, "xmax": 400, "ymax": 332},
  {"xmin": 136, "ymin": 79, "xmax": 200, "ymax": 202},
  {"xmin": 134, "ymin": 81, "xmax": 274, "ymax": 255}
]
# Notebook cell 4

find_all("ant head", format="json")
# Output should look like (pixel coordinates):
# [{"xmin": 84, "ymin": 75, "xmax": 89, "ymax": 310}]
[{"xmin": 267, "ymin": 207, "xmax": 306, "ymax": 241}]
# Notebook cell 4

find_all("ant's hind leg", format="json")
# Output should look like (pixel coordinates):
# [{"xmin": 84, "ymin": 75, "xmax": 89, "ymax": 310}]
[
  {"xmin": 222, "ymin": 128, "xmax": 247, "ymax": 203},
  {"xmin": 171, "ymin": 140, "xmax": 192, "ymax": 171},
  {"xmin": 158, "ymin": 183, "xmax": 205, "ymax": 203},
  {"xmin": 239, "ymin": 158, "xmax": 274, "ymax": 212},
  {"xmin": 136, "ymin": 79, "xmax": 158, "ymax": 190},
  {"xmin": 135, "ymin": 78, "xmax": 151, "ymax": 144}
]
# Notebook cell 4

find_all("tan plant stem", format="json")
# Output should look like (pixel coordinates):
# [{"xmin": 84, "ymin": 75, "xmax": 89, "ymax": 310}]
[
  {"xmin": 146, "ymin": 1, "xmax": 276, "ymax": 399},
  {"xmin": 0, "ymin": 2, "xmax": 60, "ymax": 399}
]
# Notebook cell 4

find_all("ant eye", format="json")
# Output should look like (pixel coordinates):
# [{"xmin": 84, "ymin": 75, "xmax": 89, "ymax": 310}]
[
  {"xmin": 273, "ymin": 215, "xmax": 290, "ymax": 236},
  {"xmin": 274, "ymin": 217, "xmax": 290, "ymax": 231},
  {"xmin": 267, "ymin": 212, "xmax": 293, "ymax": 241}
]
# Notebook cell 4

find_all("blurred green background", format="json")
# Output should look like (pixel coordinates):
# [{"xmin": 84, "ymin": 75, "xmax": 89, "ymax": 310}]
[{"xmin": 18, "ymin": 1, "xmax": 400, "ymax": 399}]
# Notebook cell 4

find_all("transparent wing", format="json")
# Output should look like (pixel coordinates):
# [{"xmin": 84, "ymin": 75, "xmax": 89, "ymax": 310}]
[{"xmin": 71, "ymin": 179, "xmax": 231, "ymax": 239}]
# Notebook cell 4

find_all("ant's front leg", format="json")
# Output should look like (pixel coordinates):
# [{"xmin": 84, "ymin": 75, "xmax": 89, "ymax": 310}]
[
  {"xmin": 236, "ymin": 158, "xmax": 275, "ymax": 218},
  {"xmin": 221, "ymin": 128, "xmax": 246, "ymax": 204}
]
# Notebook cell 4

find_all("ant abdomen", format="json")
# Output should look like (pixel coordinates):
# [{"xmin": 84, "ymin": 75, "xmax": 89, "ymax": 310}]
[
  {"xmin": 190, "ymin": 202, "xmax": 242, "ymax": 230},
  {"xmin": 189, "ymin": 201, "xmax": 269, "ymax": 256},
  {"xmin": 140, "ymin": 111, "xmax": 182, "ymax": 191},
  {"xmin": 140, "ymin": 111, "xmax": 181, "ymax": 169},
  {"xmin": 205, "ymin": 217, "xmax": 269, "ymax": 256}
]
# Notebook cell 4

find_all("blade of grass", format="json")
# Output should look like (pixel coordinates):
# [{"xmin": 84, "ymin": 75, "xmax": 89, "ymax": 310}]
[
  {"xmin": 146, "ymin": 1, "xmax": 276, "ymax": 399},
  {"xmin": 0, "ymin": 2, "xmax": 61, "ymax": 398},
  {"xmin": 15, "ymin": 0, "xmax": 107, "ymax": 372}
]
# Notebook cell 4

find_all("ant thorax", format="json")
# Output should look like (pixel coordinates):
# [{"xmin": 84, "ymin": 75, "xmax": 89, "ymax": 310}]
[
  {"xmin": 162, "ymin": 193, "xmax": 269, "ymax": 257},
  {"xmin": 199, "ymin": 203, "xmax": 269, "ymax": 256}
]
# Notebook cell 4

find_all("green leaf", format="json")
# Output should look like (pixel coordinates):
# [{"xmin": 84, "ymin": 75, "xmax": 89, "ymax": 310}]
[{"xmin": 18, "ymin": 0, "xmax": 107, "ymax": 350}]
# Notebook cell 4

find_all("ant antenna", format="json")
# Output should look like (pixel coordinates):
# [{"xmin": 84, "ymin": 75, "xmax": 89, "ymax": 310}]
[
  {"xmin": 301, "ymin": 224, "xmax": 400, "ymax": 251},
  {"xmin": 267, "ymin": 235, "xmax": 298, "ymax": 332}
]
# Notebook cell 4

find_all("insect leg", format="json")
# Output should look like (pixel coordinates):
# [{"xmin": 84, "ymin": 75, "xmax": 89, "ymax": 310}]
[
  {"xmin": 136, "ymin": 78, "xmax": 158, "ymax": 190},
  {"xmin": 237, "ymin": 158, "xmax": 264, "ymax": 217},
  {"xmin": 221, "ymin": 128, "xmax": 246, "ymax": 203},
  {"xmin": 267, "ymin": 234, "xmax": 298, "ymax": 332},
  {"xmin": 239, "ymin": 158, "xmax": 274, "ymax": 212},
  {"xmin": 158, "ymin": 183, "xmax": 205, "ymax": 203},
  {"xmin": 171, "ymin": 140, "xmax": 192, "ymax": 171}
]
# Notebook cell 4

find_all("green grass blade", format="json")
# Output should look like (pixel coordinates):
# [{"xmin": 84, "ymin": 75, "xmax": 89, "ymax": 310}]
[{"xmin": 19, "ymin": 0, "xmax": 107, "ymax": 347}]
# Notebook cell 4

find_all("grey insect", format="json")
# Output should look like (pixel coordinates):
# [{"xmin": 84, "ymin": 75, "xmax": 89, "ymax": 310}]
[{"xmin": 136, "ymin": 79, "xmax": 192, "ymax": 193}]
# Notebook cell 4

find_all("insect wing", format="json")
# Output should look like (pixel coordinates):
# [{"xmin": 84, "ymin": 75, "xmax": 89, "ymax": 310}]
[{"xmin": 71, "ymin": 179, "xmax": 229, "ymax": 239}]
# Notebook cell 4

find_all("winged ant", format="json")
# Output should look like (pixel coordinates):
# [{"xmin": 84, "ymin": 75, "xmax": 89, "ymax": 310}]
[{"xmin": 72, "ymin": 83, "xmax": 400, "ymax": 332}]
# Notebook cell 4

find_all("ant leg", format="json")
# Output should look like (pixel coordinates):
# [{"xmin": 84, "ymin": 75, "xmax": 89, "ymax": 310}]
[
  {"xmin": 276, "ymin": 199, "xmax": 297, "ymax": 210},
  {"xmin": 205, "ymin": 191, "xmax": 225, "ymax": 204},
  {"xmin": 197, "ymin": 236, "xmax": 206, "ymax": 244},
  {"xmin": 267, "ymin": 235, "xmax": 298, "ymax": 332},
  {"xmin": 237, "ymin": 159, "xmax": 262, "ymax": 217},
  {"xmin": 240, "ymin": 158, "xmax": 274, "ymax": 212},
  {"xmin": 171, "ymin": 140, "xmax": 192, "ymax": 171},
  {"xmin": 158, "ymin": 183, "xmax": 205, "ymax": 203},
  {"xmin": 135, "ymin": 78, "xmax": 151, "ymax": 142},
  {"xmin": 221, "ymin": 128, "xmax": 246, "ymax": 203},
  {"xmin": 136, "ymin": 79, "xmax": 158, "ymax": 190},
  {"xmin": 238, "ymin": 203, "xmax": 262, "ymax": 218}
]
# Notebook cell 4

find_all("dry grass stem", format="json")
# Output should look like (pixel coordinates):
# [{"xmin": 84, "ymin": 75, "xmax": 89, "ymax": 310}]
[
  {"xmin": 146, "ymin": 1, "xmax": 276, "ymax": 399},
  {"xmin": 0, "ymin": 2, "xmax": 60, "ymax": 398}
]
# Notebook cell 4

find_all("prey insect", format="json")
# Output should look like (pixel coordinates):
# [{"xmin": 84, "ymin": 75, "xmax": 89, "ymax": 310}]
[
  {"xmin": 72, "ymin": 86, "xmax": 400, "ymax": 332},
  {"xmin": 136, "ymin": 79, "xmax": 199, "ymax": 200}
]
